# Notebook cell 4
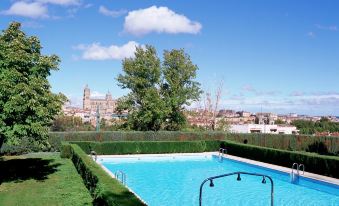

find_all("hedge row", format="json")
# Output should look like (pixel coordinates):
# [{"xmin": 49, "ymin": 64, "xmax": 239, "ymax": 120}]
[
  {"xmin": 49, "ymin": 131, "xmax": 339, "ymax": 156},
  {"xmin": 68, "ymin": 140, "xmax": 339, "ymax": 178},
  {"xmin": 49, "ymin": 131, "xmax": 225, "ymax": 151},
  {"xmin": 222, "ymin": 140, "xmax": 339, "ymax": 178},
  {"xmin": 225, "ymin": 133, "xmax": 339, "ymax": 155},
  {"xmin": 62, "ymin": 143, "xmax": 146, "ymax": 206},
  {"xmin": 69, "ymin": 141, "xmax": 220, "ymax": 155}
]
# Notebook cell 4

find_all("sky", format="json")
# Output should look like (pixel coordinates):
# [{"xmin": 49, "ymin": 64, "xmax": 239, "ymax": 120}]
[{"xmin": 1, "ymin": 0, "xmax": 339, "ymax": 116}]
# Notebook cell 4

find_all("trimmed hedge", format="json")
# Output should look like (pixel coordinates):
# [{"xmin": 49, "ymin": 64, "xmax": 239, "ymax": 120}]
[
  {"xmin": 65, "ymin": 143, "xmax": 146, "ymax": 206},
  {"xmin": 67, "ymin": 140, "xmax": 339, "ymax": 178},
  {"xmin": 69, "ymin": 140, "xmax": 339, "ymax": 178},
  {"xmin": 222, "ymin": 140, "xmax": 339, "ymax": 178},
  {"xmin": 225, "ymin": 133, "xmax": 339, "ymax": 155},
  {"xmin": 60, "ymin": 142, "xmax": 72, "ymax": 158},
  {"xmin": 48, "ymin": 131, "xmax": 339, "ymax": 156},
  {"xmin": 49, "ymin": 131, "xmax": 225, "ymax": 150},
  {"xmin": 70, "ymin": 141, "xmax": 220, "ymax": 155}
]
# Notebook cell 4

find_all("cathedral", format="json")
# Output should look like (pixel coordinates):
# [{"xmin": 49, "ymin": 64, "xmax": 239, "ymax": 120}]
[{"xmin": 83, "ymin": 85, "xmax": 116, "ymax": 114}]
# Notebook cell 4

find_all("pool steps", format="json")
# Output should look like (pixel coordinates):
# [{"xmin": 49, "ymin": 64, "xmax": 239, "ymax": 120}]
[
  {"xmin": 290, "ymin": 163, "xmax": 305, "ymax": 184},
  {"xmin": 218, "ymin": 148, "xmax": 227, "ymax": 162},
  {"xmin": 115, "ymin": 170, "xmax": 127, "ymax": 185}
]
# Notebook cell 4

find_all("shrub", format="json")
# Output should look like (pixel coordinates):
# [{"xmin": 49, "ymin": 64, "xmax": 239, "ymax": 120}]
[
  {"xmin": 60, "ymin": 142, "xmax": 72, "ymax": 158},
  {"xmin": 0, "ymin": 138, "xmax": 41, "ymax": 155},
  {"xmin": 49, "ymin": 131, "xmax": 226, "ymax": 151},
  {"xmin": 49, "ymin": 131, "xmax": 339, "ymax": 156},
  {"xmin": 69, "ymin": 141, "xmax": 220, "ymax": 155},
  {"xmin": 222, "ymin": 140, "xmax": 339, "ymax": 178},
  {"xmin": 65, "ymin": 144, "xmax": 146, "ymax": 206},
  {"xmin": 224, "ymin": 133, "xmax": 339, "ymax": 155}
]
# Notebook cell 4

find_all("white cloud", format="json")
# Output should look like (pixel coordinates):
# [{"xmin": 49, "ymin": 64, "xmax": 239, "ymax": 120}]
[
  {"xmin": 99, "ymin": 6, "xmax": 127, "ymax": 18},
  {"xmin": 65, "ymin": 94, "xmax": 82, "ymax": 107},
  {"xmin": 307, "ymin": 31, "xmax": 316, "ymax": 38},
  {"xmin": 22, "ymin": 21, "xmax": 43, "ymax": 28},
  {"xmin": 290, "ymin": 91, "xmax": 305, "ymax": 96},
  {"xmin": 241, "ymin": 84, "xmax": 278, "ymax": 96},
  {"xmin": 242, "ymin": 84, "xmax": 256, "ymax": 92},
  {"xmin": 74, "ymin": 41, "xmax": 141, "ymax": 60},
  {"xmin": 84, "ymin": 4, "xmax": 93, "ymax": 9},
  {"xmin": 37, "ymin": 0, "xmax": 80, "ymax": 6},
  {"xmin": 315, "ymin": 24, "xmax": 338, "ymax": 31},
  {"xmin": 124, "ymin": 6, "xmax": 202, "ymax": 36},
  {"xmin": 1, "ymin": 1, "xmax": 48, "ymax": 18}
]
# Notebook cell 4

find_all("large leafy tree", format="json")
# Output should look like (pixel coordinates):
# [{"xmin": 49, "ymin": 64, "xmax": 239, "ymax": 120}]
[
  {"xmin": 162, "ymin": 49, "xmax": 201, "ymax": 130},
  {"xmin": 116, "ymin": 46, "xmax": 201, "ymax": 131},
  {"xmin": 0, "ymin": 22, "xmax": 65, "ymax": 150},
  {"xmin": 117, "ymin": 46, "xmax": 168, "ymax": 131}
]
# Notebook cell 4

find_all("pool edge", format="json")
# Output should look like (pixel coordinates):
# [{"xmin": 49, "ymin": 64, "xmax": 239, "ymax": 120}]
[
  {"xmin": 95, "ymin": 159, "xmax": 149, "ymax": 205},
  {"xmin": 96, "ymin": 152, "xmax": 339, "ymax": 186}
]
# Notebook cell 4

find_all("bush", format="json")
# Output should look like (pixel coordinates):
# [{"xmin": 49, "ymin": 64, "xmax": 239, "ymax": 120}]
[
  {"xmin": 223, "ymin": 140, "xmax": 339, "ymax": 178},
  {"xmin": 65, "ymin": 144, "xmax": 146, "ymax": 206},
  {"xmin": 60, "ymin": 142, "xmax": 72, "ymax": 158},
  {"xmin": 49, "ymin": 131, "xmax": 339, "ymax": 156},
  {"xmin": 70, "ymin": 141, "xmax": 220, "ymax": 155},
  {"xmin": 49, "ymin": 131, "xmax": 226, "ymax": 151},
  {"xmin": 66, "ymin": 140, "xmax": 339, "ymax": 179},
  {"xmin": 0, "ymin": 138, "xmax": 41, "ymax": 155},
  {"xmin": 225, "ymin": 133, "xmax": 339, "ymax": 156}
]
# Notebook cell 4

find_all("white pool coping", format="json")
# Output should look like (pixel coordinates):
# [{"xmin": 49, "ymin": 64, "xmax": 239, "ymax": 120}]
[{"xmin": 95, "ymin": 152, "xmax": 339, "ymax": 187}]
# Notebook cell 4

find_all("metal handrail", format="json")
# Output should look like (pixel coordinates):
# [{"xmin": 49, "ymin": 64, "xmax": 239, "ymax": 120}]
[
  {"xmin": 299, "ymin": 164, "xmax": 305, "ymax": 175},
  {"xmin": 115, "ymin": 170, "xmax": 126, "ymax": 185},
  {"xmin": 199, "ymin": 172, "xmax": 274, "ymax": 206},
  {"xmin": 218, "ymin": 148, "xmax": 227, "ymax": 162},
  {"xmin": 90, "ymin": 150, "xmax": 97, "ymax": 161},
  {"xmin": 291, "ymin": 163, "xmax": 299, "ymax": 176}
]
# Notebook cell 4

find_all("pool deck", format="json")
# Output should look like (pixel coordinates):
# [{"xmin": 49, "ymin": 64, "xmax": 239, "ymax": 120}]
[{"xmin": 96, "ymin": 152, "xmax": 339, "ymax": 186}]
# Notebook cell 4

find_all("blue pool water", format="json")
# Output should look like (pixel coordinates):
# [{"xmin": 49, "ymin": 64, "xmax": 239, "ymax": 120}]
[{"xmin": 100, "ymin": 155, "xmax": 339, "ymax": 206}]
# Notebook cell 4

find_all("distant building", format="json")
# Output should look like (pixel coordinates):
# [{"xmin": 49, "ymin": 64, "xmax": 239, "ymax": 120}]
[
  {"xmin": 218, "ymin": 109, "xmax": 238, "ymax": 118},
  {"xmin": 230, "ymin": 124, "xmax": 299, "ymax": 135},
  {"xmin": 289, "ymin": 113, "xmax": 298, "ymax": 118},
  {"xmin": 255, "ymin": 112, "xmax": 278, "ymax": 125},
  {"xmin": 237, "ymin": 111, "xmax": 251, "ymax": 117},
  {"xmin": 62, "ymin": 106, "xmax": 91, "ymax": 123},
  {"xmin": 83, "ymin": 85, "xmax": 117, "ymax": 114}
]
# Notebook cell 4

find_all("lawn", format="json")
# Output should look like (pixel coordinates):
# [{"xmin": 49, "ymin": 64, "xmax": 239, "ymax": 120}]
[{"xmin": 0, "ymin": 152, "xmax": 92, "ymax": 206}]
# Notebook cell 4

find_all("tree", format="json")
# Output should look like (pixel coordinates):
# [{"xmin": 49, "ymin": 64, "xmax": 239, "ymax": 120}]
[
  {"xmin": 275, "ymin": 119, "xmax": 285, "ymax": 125},
  {"xmin": 291, "ymin": 119, "xmax": 339, "ymax": 135},
  {"xmin": 116, "ymin": 46, "xmax": 201, "ymax": 131},
  {"xmin": 162, "ymin": 49, "xmax": 201, "ymax": 130},
  {"xmin": 197, "ymin": 81, "xmax": 223, "ymax": 130},
  {"xmin": 51, "ymin": 115, "xmax": 94, "ymax": 131},
  {"xmin": 117, "ymin": 46, "xmax": 168, "ymax": 131},
  {"xmin": 0, "ymin": 22, "xmax": 65, "ymax": 150},
  {"xmin": 215, "ymin": 117, "xmax": 230, "ymax": 131}
]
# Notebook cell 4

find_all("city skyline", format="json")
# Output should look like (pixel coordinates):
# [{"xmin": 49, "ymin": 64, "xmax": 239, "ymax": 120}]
[{"xmin": 1, "ymin": 0, "xmax": 338, "ymax": 115}]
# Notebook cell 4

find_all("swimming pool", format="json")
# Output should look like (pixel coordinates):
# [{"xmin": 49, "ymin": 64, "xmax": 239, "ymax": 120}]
[{"xmin": 99, "ymin": 154, "xmax": 339, "ymax": 206}]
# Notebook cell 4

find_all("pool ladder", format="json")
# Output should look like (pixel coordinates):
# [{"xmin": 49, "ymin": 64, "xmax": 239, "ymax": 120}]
[
  {"xmin": 290, "ymin": 163, "xmax": 305, "ymax": 183},
  {"xmin": 218, "ymin": 148, "xmax": 227, "ymax": 162},
  {"xmin": 90, "ymin": 150, "xmax": 97, "ymax": 161},
  {"xmin": 115, "ymin": 170, "xmax": 127, "ymax": 185}
]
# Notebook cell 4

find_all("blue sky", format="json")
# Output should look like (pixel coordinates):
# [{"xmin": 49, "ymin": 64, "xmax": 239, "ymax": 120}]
[{"xmin": 1, "ymin": 0, "xmax": 338, "ymax": 115}]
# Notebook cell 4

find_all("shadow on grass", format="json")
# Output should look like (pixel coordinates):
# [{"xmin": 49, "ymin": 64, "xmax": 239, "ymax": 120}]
[
  {"xmin": 93, "ymin": 190, "xmax": 147, "ymax": 206},
  {"xmin": 0, "ymin": 158, "xmax": 61, "ymax": 184}
]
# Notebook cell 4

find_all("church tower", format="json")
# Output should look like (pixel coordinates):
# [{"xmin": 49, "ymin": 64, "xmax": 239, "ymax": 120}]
[
  {"xmin": 106, "ymin": 91, "xmax": 112, "ymax": 101},
  {"xmin": 83, "ymin": 84, "xmax": 91, "ymax": 110}
]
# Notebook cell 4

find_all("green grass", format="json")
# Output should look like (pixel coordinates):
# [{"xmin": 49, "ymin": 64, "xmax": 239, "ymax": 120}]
[{"xmin": 0, "ymin": 152, "xmax": 92, "ymax": 206}]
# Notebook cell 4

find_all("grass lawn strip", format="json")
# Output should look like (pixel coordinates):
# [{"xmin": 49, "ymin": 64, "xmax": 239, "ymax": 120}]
[{"xmin": 0, "ymin": 152, "xmax": 92, "ymax": 206}]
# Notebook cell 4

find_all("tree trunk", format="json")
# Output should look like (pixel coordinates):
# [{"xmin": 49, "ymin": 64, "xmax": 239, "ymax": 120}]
[{"xmin": 0, "ymin": 137, "xmax": 4, "ymax": 155}]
